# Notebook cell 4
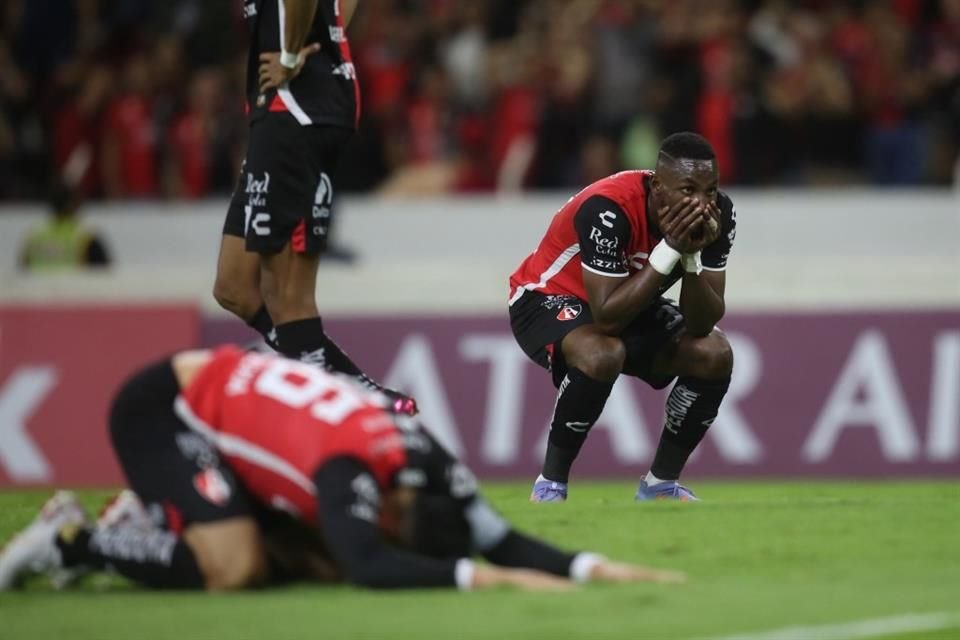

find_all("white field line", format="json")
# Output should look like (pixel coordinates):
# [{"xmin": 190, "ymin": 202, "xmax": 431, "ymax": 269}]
[{"xmin": 697, "ymin": 612, "xmax": 960, "ymax": 640}]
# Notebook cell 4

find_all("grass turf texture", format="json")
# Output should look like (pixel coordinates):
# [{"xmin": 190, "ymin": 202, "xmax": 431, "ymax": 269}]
[{"xmin": 1, "ymin": 482, "xmax": 958, "ymax": 640}]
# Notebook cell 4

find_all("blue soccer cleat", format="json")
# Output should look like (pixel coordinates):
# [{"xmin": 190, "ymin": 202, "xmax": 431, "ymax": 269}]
[
  {"xmin": 635, "ymin": 479, "xmax": 699, "ymax": 502},
  {"xmin": 530, "ymin": 477, "xmax": 568, "ymax": 503}
]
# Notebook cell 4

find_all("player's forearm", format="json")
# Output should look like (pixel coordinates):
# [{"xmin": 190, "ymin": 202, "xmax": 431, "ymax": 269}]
[
  {"xmin": 679, "ymin": 274, "xmax": 725, "ymax": 337},
  {"xmin": 341, "ymin": 545, "xmax": 465, "ymax": 589},
  {"xmin": 281, "ymin": 0, "xmax": 319, "ymax": 53},
  {"xmin": 482, "ymin": 530, "xmax": 576, "ymax": 576},
  {"xmin": 592, "ymin": 270, "xmax": 669, "ymax": 335}
]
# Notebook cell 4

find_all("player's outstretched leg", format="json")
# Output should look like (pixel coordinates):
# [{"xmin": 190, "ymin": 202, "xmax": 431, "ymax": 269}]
[
  {"xmin": 0, "ymin": 492, "xmax": 272, "ymax": 591},
  {"xmin": 531, "ymin": 328, "xmax": 621, "ymax": 502},
  {"xmin": 636, "ymin": 330, "xmax": 733, "ymax": 501},
  {"xmin": 0, "ymin": 490, "xmax": 205, "ymax": 590},
  {"xmin": 0, "ymin": 491, "xmax": 89, "ymax": 589}
]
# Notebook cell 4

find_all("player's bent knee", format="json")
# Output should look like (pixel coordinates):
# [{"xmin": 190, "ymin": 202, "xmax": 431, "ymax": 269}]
[
  {"xmin": 690, "ymin": 330, "xmax": 734, "ymax": 379},
  {"xmin": 565, "ymin": 332, "xmax": 626, "ymax": 381},
  {"xmin": 184, "ymin": 519, "xmax": 269, "ymax": 591},
  {"xmin": 202, "ymin": 548, "xmax": 269, "ymax": 591}
]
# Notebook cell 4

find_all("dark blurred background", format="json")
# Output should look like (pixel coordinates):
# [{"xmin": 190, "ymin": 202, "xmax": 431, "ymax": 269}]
[{"xmin": 0, "ymin": 0, "xmax": 958, "ymax": 201}]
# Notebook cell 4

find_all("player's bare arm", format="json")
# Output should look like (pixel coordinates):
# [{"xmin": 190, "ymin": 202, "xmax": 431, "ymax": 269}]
[
  {"xmin": 679, "ymin": 199, "xmax": 726, "ymax": 336},
  {"xmin": 259, "ymin": 0, "xmax": 321, "ymax": 92},
  {"xmin": 584, "ymin": 197, "xmax": 704, "ymax": 336},
  {"xmin": 652, "ymin": 155, "xmax": 728, "ymax": 337}
]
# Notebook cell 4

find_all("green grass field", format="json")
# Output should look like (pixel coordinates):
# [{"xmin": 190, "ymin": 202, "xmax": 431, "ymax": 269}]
[{"xmin": 2, "ymin": 482, "xmax": 958, "ymax": 640}]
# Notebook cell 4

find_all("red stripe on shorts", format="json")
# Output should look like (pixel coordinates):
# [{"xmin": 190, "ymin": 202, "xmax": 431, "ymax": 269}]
[{"xmin": 292, "ymin": 219, "xmax": 307, "ymax": 253}]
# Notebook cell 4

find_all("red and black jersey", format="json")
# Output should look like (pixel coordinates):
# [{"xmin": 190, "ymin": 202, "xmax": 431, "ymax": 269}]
[
  {"xmin": 176, "ymin": 346, "xmax": 406, "ymax": 524},
  {"xmin": 508, "ymin": 170, "xmax": 737, "ymax": 305},
  {"xmin": 243, "ymin": 0, "xmax": 359, "ymax": 128},
  {"xmin": 172, "ymin": 346, "xmax": 581, "ymax": 589}
]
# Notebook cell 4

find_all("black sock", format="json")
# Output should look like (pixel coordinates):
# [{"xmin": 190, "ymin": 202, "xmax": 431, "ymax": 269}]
[
  {"xmin": 246, "ymin": 305, "xmax": 279, "ymax": 350},
  {"xmin": 57, "ymin": 526, "xmax": 204, "ymax": 589},
  {"xmin": 542, "ymin": 368, "xmax": 614, "ymax": 483},
  {"xmin": 650, "ymin": 376, "xmax": 731, "ymax": 480},
  {"xmin": 272, "ymin": 317, "xmax": 398, "ymax": 394}
]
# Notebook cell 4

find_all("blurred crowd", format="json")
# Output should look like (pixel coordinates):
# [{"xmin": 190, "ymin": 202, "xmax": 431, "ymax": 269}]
[{"xmin": 0, "ymin": 0, "xmax": 958, "ymax": 201}]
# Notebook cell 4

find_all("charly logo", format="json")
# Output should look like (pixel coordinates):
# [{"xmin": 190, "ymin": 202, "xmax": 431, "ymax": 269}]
[
  {"xmin": 251, "ymin": 212, "xmax": 271, "ymax": 236},
  {"xmin": 598, "ymin": 211, "xmax": 617, "ymax": 229}
]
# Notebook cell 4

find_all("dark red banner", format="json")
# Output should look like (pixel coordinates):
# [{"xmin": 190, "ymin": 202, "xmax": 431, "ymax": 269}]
[
  {"xmin": 203, "ymin": 310, "xmax": 960, "ymax": 480},
  {"xmin": 2, "ymin": 307, "xmax": 957, "ymax": 487},
  {"xmin": 0, "ymin": 305, "xmax": 199, "ymax": 487}
]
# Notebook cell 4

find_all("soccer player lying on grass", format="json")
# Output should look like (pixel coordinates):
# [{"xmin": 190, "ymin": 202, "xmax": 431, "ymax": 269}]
[{"xmin": 0, "ymin": 347, "xmax": 684, "ymax": 591}]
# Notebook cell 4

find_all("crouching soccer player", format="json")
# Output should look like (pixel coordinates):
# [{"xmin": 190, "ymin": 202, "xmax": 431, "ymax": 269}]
[
  {"xmin": 0, "ymin": 346, "xmax": 683, "ymax": 591},
  {"xmin": 508, "ymin": 132, "xmax": 736, "ymax": 502}
]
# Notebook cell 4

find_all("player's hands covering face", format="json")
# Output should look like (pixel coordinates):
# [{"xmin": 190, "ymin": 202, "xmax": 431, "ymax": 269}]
[{"xmin": 659, "ymin": 197, "xmax": 720, "ymax": 253}]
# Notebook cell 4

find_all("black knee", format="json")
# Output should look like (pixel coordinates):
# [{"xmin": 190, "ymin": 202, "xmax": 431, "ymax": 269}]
[{"xmin": 564, "ymin": 332, "xmax": 625, "ymax": 382}]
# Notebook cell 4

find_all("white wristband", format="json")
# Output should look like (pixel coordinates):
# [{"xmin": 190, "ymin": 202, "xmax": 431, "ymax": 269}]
[
  {"xmin": 454, "ymin": 558, "xmax": 475, "ymax": 591},
  {"xmin": 570, "ymin": 552, "xmax": 606, "ymax": 584},
  {"xmin": 648, "ymin": 239, "xmax": 681, "ymax": 275},
  {"xmin": 279, "ymin": 50, "xmax": 299, "ymax": 69},
  {"xmin": 683, "ymin": 251, "xmax": 703, "ymax": 275}
]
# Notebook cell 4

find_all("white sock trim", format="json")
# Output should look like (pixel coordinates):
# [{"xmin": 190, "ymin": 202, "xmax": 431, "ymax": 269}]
[
  {"xmin": 454, "ymin": 558, "xmax": 475, "ymax": 591},
  {"xmin": 644, "ymin": 471, "xmax": 671, "ymax": 486},
  {"xmin": 570, "ymin": 552, "xmax": 606, "ymax": 584}
]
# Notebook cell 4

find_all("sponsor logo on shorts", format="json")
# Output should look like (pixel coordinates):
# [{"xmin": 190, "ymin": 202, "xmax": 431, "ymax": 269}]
[
  {"xmin": 312, "ymin": 173, "xmax": 333, "ymax": 236},
  {"xmin": 193, "ymin": 467, "xmax": 232, "ymax": 506},
  {"xmin": 557, "ymin": 304, "xmax": 582, "ymax": 321},
  {"xmin": 245, "ymin": 171, "xmax": 270, "ymax": 208},
  {"xmin": 541, "ymin": 295, "xmax": 580, "ymax": 311},
  {"xmin": 251, "ymin": 212, "xmax": 271, "ymax": 236}
]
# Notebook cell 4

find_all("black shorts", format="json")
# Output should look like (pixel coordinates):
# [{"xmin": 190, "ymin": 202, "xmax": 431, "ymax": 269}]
[
  {"xmin": 108, "ymin": 360, "xmax": 254, "ymax": 532},
  {"xmin": 223, "ymin": 114, "xmax": 352, "ymax": 256},
  {"xmin": 509, "ymin": 291, "xmax": 685, "ymax": 390}
]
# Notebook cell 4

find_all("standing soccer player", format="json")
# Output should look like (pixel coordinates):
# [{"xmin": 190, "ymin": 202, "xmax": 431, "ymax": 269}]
[
  {"xmin": 213, "ymin": 0, "xmax": 416, "ymax": 414},
  {"xmin": 509, "ymin": 132, "xmax": 736, "ymax": 502}
]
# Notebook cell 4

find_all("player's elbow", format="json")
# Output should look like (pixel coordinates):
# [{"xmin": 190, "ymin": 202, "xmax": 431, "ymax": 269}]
[{"xmin": 591, "ymin": 308, "xmax": 627, "ymax": 336}]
